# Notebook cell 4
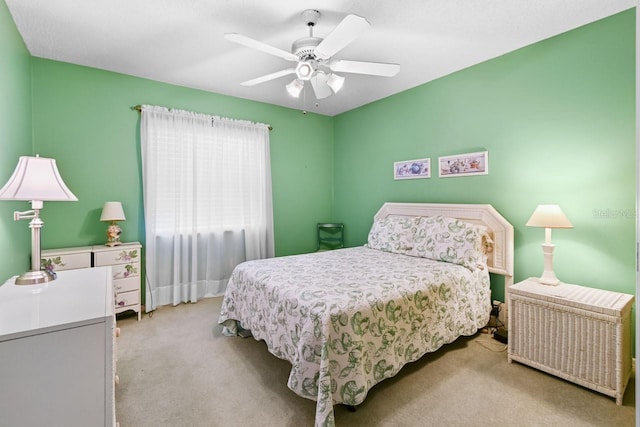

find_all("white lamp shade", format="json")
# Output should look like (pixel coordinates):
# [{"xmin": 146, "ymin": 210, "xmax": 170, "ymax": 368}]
[
  {"xmin": 295, "ymin": 61, "xmax": 314, "ymax": 80},
  {"xmin": 286, "ymin": 78, "xmax": 304, "ymax": 98},
  {"xmin": 0, "ymin": 156, "xmax": 78, "ymax": 201},
  {"xmin": 327, "ymin": 73, "xmax": 345, "ymax": 93},
  {"xmin": 100, "ymin": 201, "xmax": 126, "ymax": 221},
  {"xmin": 526, "ymin": 204, "xmax": 573, "ymax": 228}
]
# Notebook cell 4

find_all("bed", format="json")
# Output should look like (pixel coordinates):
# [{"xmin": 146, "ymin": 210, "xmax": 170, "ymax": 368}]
[{"xmin": 218, "ymin": 203, "xmax": 513, "ymax": 427}]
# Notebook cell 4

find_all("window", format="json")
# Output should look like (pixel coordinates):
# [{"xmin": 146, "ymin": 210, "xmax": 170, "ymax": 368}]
[{"xmin": 140, "ymin": 105, "xmax": 274, "ymax": 309}]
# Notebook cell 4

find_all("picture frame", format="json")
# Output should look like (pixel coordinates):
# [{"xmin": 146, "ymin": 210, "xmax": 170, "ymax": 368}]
[
  {"xmin": 438, "ymin": 151, "xmax": 488, "ymax": 178},
  {"xmin": 394, "ymin": 158, "xmax": 431, "ymax": 180}
]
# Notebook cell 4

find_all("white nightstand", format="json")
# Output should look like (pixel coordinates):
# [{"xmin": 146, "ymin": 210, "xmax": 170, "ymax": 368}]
[{"xmin": 508, "ymin": 278, "xmax": 634, "ymax": 405}]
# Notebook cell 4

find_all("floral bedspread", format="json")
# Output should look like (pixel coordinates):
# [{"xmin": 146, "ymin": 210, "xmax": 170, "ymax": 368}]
[{"xmin": 218, "ymin": 246, "xmax": 490, "ymax": 427}]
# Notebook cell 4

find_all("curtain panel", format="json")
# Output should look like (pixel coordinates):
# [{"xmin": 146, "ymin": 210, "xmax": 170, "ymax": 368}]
[{"xmin": 140, "ymin": 105, "xmax": 274, "ymax": 310}]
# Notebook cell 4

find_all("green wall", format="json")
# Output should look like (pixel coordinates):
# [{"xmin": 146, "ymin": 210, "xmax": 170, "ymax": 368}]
[
  {"xmin": 334, "ymin": 10, "xmax": 636, "ymax": 305},
  {"xmin": 0, "ymin": 0, "xmax": 32, "ymax": 279},
  {"xmin": 29, "ymin": 59, "xmax": 334, "ymax": 263}
]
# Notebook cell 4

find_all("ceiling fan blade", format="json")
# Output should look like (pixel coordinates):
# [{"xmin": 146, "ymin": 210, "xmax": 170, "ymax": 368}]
[
  {"xmin": 310, "ymin": 72, "xmax": 332, "ymax": 99},
  {"xmin": 224, "ymin": 33, "xmax": 299, "ymax": 62},
  {"xmin": 241, "ymin": 68, "xmax": 296, "ymax": 86},
  {"xmin": 314, "ymin": 14, "xmax": 370, "ymax": 60},
  {"xmin": 330, "ymin": 60, "xmax": 400, "ymax": 77}
]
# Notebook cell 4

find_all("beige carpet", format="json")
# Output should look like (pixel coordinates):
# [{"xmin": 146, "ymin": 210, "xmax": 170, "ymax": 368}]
[{"xmin": 115, "ymin": 297, "xmax": 635, "ymax": 427}]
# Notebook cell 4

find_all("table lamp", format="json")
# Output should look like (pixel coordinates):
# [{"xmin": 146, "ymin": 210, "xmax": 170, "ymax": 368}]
[
  {"xmin": 526, "ymin": 204, "xmax": 573, "ymax": 285},
  {"xmin": 0, "ymin": 155, "xmax": 78, "ymax": 285},
  {"xmin": 100, "ymin": 201, "xmax": 125, "ymax": 246}
]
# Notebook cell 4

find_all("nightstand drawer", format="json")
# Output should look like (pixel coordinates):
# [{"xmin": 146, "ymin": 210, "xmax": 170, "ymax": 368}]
[
  {"xmin": 115, "ymin": 290, "xmax": 139, "ymax": 309},
  {"xmin": 94, "ymin": 244, "xmax": 141, "ymax": 267},
  {"xmin": 111, "ymin": 262, "xmax": 139, "ymax": 280},
  {"xmin": 114, "ymin": 276, "xmax": 139, "ymax": 294},
  {"xmin": 41, "ymin": 247, "xmax": 92, "ymax": 272}
]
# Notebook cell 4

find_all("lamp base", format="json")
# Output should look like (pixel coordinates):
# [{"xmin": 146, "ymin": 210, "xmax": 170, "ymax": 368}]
[
  {"xmin": 537, "ymin": 276, "xmax": 561, "ymax": 286},
  {"xmin": 538, "ymin": 243, "xmax": 561, "ymax": 286},
  {"xmin": 15, "ymin": 269, "xmax": 56, "ymax": 285},
  {"xmin": 105, "ymin": 222, "xmax": 122, "ymax": 247},
  {"xmin": 537, "ymin": 268, "xmax": 561, "ymax": 286}
]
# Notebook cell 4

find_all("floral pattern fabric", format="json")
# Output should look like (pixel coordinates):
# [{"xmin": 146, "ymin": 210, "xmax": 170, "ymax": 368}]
[
  {"xmin": 218, "ymin": 246, "xmax": 490, "ymax": 427},
  {"xmin": 408, "ymin": 216, "xmax": 488, "ymax": 270},
  {"xmin": 365, "ymin": 216, "xmax": 420, "ymax": 253}
]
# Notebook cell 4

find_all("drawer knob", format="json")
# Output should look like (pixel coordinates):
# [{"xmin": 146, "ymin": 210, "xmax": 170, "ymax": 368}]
[{"xmin": 118, "ymin": 300, "xmax": 126, "ymax": 307}]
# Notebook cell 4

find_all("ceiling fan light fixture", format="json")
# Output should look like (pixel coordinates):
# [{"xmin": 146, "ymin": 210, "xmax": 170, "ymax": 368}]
[
  {"xmin": 327, "ymin": 73, "xmax": 345, "ymax": 93},
  {"xmin": 286, "ymin": 78, "xmax": 304, "ymax": 98},
  {"xmin": 295, "ymin": 60, "xmax": 315, "ymax": 80},
  {"xmin": 225, "ymin": 10, "xmax": 400, "ymax": 104}
]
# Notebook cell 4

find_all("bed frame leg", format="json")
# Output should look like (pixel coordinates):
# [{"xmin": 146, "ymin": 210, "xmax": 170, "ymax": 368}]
[{"xmin": 346, "ymin": 405, "xmax": 357, "ymax": 412}]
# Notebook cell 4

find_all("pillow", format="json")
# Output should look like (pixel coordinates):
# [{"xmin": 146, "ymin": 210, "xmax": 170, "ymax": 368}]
[
  {"xmin": 366, "ymin": 216, "xmax": 420, "ymax": 254},
  {"xmin": 408, "ymin": 215, "xmax": 488, "ymax": 270}
]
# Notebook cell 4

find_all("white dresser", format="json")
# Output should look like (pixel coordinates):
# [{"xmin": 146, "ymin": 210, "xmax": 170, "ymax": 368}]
[
  {"xmin": 92, "ymin": 243, "xmax": 142, "ymax": 320},
  {"xmin": 41, "ymin": 242, "xmax": 142, "ymax": 320},
  {"xmin": 0, "ymin": 267, "xmax": 117, "ymax": 426},
  {"xmin": 508, "ymin": 278, "xmax": 634, "ymax": 405}
]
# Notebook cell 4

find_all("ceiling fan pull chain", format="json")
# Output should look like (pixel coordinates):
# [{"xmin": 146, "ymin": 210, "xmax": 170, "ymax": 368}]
[{"xmin": 303, "ymin": 83, "xmax": 307, "ymax": 114}]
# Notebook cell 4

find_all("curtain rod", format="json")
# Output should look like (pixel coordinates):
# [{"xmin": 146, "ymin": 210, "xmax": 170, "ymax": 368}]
[{"xmin": 131, "ymin": 105, "xmax": 273, "ymax": 131}]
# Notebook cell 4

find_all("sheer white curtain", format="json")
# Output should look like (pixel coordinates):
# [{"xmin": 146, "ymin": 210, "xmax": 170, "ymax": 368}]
[{"xmin": 140, "ymin": 105, "xmax": 274, "ymax": 311}]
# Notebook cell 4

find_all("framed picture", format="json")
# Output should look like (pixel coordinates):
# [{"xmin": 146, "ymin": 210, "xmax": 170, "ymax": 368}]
[
  {"xmin": 438, "ymin": 151, "xmax": 488, "ymax": 178},
  {"xmin": 394, "ymin": 158, "xmax": 431, "ymax": 180}
]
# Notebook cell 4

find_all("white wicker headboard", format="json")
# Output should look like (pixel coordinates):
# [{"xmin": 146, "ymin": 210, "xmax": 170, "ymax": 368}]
[{"xmin": 374, "ymin": 202, "xmax": 514, "ymax": 286}]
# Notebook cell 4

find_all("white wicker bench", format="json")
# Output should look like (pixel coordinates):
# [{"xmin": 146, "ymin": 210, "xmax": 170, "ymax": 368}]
[{"xmin": 508, "ymin": 278, "xmax": 634, "ymax": 405}]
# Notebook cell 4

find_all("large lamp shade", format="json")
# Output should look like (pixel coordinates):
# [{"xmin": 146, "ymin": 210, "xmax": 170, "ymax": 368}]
[
  {"xmin": 0, "ymin": 156, "xmax": 77, "ymax": 202},
  {"xmin": 0, "ymin": 155, "xmax": 77, "ymax": 285}
]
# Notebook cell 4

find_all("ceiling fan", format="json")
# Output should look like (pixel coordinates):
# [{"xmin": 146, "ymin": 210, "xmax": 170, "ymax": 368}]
[{"xmin": 224, "ymin": 9, "xmax": 400, "ymax": 100}]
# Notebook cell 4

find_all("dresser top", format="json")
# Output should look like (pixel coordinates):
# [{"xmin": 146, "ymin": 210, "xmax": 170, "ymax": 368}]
[
  {"xmin": 41, "ymin": 242, "xmax": 141, "ymax": 254},
  {"xmin": 91, "ymin": 241, "xmax": 141, "ymax": 253},
  {"xmin": 511, "ymin": 278, "xmax": 634, "ymax": 316},
  {"xmin": 0, "ymin": 267, "xmax": 114, "ymax": 339},
  {"xmin": 41, "ymin": 246, "xmax": 92, "ymax": 256}
]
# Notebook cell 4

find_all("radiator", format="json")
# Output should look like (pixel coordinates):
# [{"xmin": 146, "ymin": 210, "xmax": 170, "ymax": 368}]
[{"xmin": 508, "ymin": 279, "xmax": 634, "ymax": 405}]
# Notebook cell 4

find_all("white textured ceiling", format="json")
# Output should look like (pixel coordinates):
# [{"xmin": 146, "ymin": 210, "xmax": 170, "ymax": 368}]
[{"xmin": 5, "ymin": 0, "xmax": 635, "ymax": 116}]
